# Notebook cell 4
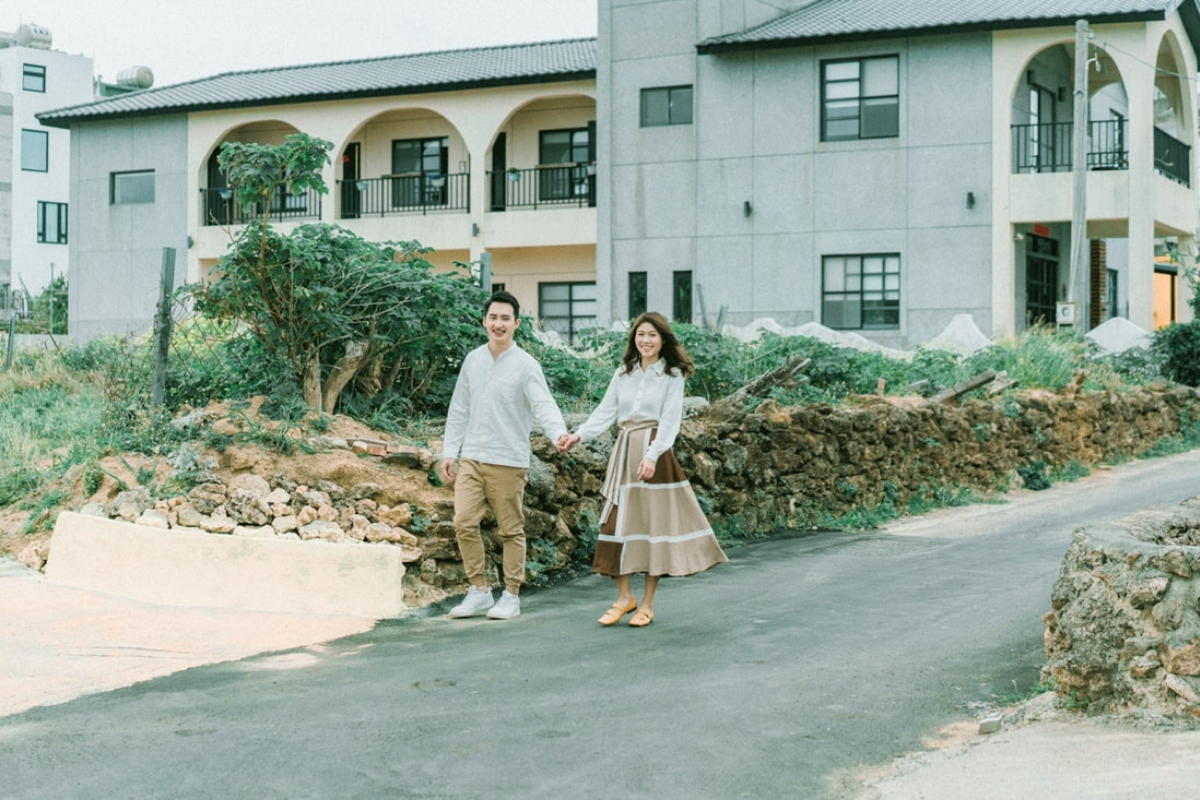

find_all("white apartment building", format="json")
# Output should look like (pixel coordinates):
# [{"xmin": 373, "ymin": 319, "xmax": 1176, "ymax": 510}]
[{"xmin": 0, "ymin": 22, "xmax": 93, "ymax": 313}]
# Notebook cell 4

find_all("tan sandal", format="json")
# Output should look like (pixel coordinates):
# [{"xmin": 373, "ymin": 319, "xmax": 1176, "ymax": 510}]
[
  {"xmin": 599, "ymin": 598, "xmax": 637, "ymax": 626},
  {"xmin": 628, "ymin": 608, "xmax": 654, "ymax": 627}
]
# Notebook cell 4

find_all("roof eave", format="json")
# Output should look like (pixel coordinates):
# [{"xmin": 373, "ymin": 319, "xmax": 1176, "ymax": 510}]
[
  {"xmin": 37, "ymin": 69, "xmax": 596, "ymax": 129},
  {"xmin": 697, "ymin": 11, "xmax": 1172, "ymax": 55}
]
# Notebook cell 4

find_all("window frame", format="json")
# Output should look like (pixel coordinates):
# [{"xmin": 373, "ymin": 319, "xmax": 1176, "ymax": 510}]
[
  {"xmin": 672, "ymin": 270, "xmax": 693, "ymax": 324},
  {"xmin": 23, "ymin": 63, "xmax": 46, "ymax": 93},
  {"xmin": 628, "ymin": 271, "xmax": 648, "ymax": 320},
  {"xmin": 390, "ymin": 136, "xmax": 449, "ymax": 208},
  {"xmin": 36, "ymin": 201, "xmax": 68, "ymax": 244},
  {"xmin": 538, "ymin": 281, "xmax": 598, "ymax": 346},
  {"xmin": 21, "ymin": 129, "xmax": 49, "ymax": 172},
  {"xmin": 110, "ymin": 170, "xmax": 156, "ymax": 205},
  {"xmin": 820, "ymin": 56, "xmax": 900, "ymax": 142},
  {"xmin": 821, "ymin": 253, "xmax": 901, "ymax": 330},
  {"xmin": 640, "ymin": 85, "xmax": 694, "ymax": 127},
  {"xmin": 538, "ymin": 128, "xmax": 591, "ymax": 202}
]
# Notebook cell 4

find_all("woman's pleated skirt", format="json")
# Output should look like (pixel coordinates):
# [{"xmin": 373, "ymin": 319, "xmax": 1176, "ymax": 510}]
[{"xmin": 592, "ymin": 422, "xmax": 728, "ymax": 578}]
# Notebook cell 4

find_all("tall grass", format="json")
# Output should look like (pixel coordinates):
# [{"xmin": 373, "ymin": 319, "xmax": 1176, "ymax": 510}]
[{"xmin": 0, "ymin": 352, "xmax": 106, "ymax": 508}]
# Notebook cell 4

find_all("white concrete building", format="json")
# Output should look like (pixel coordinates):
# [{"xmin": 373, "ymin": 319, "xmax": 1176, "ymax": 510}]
[
  {"xmin": 39, "ymin": 40, "xmax": 598, "ymax": 341},
  {"xmin": 0, "ymin": 22, "xmax": 93, "ymax": 312},
  {"xmin": 596, "ymin": 0, "xmax": 1200, "ymax": 346}
]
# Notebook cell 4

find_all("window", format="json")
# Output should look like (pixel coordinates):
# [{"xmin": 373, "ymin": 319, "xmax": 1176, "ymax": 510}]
[
  {"xmin": 490, "ymin": 282, "xmax": 506, "ymax": 294},
  {"xmin": 23, "ymin": 64, "xmax": 46, "ymax": 92},
  {"xmin": 1106, "ymin": 268, "xmax": 1119, "ymax": 320},
  {"xmin": 21, "ymin": 129, "xmax": 48, "ymax": 172},
  {"xmin": 822, "ymin": 254, "xmax": 900, "ymax": 330},
  {"xmin": 37, "ymin": 201, "xmax": 68, "ymax": 244},
  {"xmin": 628, "ymin": 272, "xmax": 647, "ymax": 319},
  {"xmin": 539, "ymin": 282, "xmax": 597, "ymax": 345},
  {"xmin": 672, "ymin": 271, "xmax": 693, "ymax": 324},
  {"xmin": 821, "ymin": 56, "xmax": 899, "ymax": 141},
  {"xmin": 391, "ymin": 137, "xmax": 448, "ymax": 207},
  {"xmin": 641, "ymin": 86, "xmax": 693, "ymax": 127},
  {"xmin": 110, "ymin": 170, "xmax": 155, "ymax": 204},
  {"xmin": 539, "ymin": 128, "xmax": 591, "ymax": 202}
]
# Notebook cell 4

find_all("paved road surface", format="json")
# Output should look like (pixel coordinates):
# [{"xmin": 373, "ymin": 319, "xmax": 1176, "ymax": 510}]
[{"xmin": 1, "ymin": 450, "xmax": 1199, "ymax": 799}]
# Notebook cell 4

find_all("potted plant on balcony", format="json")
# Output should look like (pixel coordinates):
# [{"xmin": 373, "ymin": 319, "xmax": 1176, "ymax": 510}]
[{"xmin": 507, "ymin": 167, "xmax": 521, "ymax": 182}]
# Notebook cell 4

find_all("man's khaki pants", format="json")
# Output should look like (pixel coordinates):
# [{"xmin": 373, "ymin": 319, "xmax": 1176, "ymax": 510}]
[{"xmin": 453, "ymin": 459, "xmax": 528, "ymax": 594}]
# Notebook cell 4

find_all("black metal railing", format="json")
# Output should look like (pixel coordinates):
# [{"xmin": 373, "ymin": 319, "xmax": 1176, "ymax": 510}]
[
  {"xmin": 200, "ymin": 186, "xmax": 322, "ymax": 226},
  {"xmin": 1154, "ymin": 127, "xmax": 1191, "ymax": 186},
  {"xmin": 489, "ymin": 165, "xmax": 596, "ymax": 210},
  {"xmin": 1012, "ymin": 120, "xmax": 1130, "ymax": 174},
  {"xmin": 1087, "ymin": 119, "xmax": 1127, "ymax": 170},
  {"xmin": 337, "ymin": 172, "xmax": 469, "ymax": 218}
]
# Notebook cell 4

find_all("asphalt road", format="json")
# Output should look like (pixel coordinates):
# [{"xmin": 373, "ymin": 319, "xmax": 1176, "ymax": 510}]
[{"xmin": 3, "ymin": 450, "xmax": 1199, "ymax": 800}]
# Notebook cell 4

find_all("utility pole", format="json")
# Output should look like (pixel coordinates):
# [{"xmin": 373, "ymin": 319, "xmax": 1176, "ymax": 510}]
[{"xmin": 1065, "ymin": 19, "xmax": 1091, "ymax": 328}]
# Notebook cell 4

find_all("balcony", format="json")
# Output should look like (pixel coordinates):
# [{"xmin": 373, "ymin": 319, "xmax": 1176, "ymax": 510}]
[
  {"xmin": 1012, "ymin": 119, "xmax": 1129, "ymax": 174},
  {"xmin": 1012, "ymin": 121, "xmax": 1190, "ymax": 187},
  {"xmin": 489, "ymin": 165, "xmax": 596, "ymax": 211},
  {"xmin": 1154, "ymin": 127, "xmax": 1191, "ymax": 186},
  {"xmin": 337, "ymin": 172, "xmax": 469, "ymax": 219},
  {"xmin": 200, "ymin": 186, "xmax": 322, "ymax": 226}
]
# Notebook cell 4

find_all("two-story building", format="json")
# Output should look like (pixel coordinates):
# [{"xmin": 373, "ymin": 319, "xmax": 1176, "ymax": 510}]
[
  {"xmin": 38, "ymin": 39, "xmax": 597, "ymax": 341},
  {"xmin": 595, "ymin": 0, "xmax": 1200, "ymax": 346}
]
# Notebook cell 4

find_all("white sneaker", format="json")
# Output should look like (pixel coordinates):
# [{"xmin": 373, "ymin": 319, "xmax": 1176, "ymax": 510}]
[
  {"xmin": 448, "ymin": 586, "xmax": 494, "ymax": 618},
  {"xmin": 486, "ymin": 591, "xmax": 521, "ymax": 620}
]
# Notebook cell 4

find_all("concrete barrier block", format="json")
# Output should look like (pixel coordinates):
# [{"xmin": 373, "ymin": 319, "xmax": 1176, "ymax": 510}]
[{"xmin": 45, "ymin": 511, "xmax": 405, "ymax": 618}]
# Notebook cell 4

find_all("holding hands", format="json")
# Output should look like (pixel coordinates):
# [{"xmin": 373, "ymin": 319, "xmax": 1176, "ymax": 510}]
[{"xmin": 557, "ymin": 433, "xmax": 656, "ymax": 481}]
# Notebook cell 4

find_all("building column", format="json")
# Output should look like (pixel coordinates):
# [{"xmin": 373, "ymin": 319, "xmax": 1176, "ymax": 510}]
[
  {"xmin": 1123, "ymin": 35, "xmax": 1157, "ymax": 331},
  {"xmin": 1179, "ymin": 233, "xmax": 1197, "ymax": 324}
]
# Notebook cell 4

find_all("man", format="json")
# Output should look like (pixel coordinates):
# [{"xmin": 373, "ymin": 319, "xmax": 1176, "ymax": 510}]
[{"xmin": 439, "ymin": 290, "xmax": 567, "ymax": 620}]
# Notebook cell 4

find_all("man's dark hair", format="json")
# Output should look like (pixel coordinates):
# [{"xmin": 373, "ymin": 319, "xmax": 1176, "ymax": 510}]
[{"xmin": 484, "ymin": 290, "xmax": 520, "ymax": 319}]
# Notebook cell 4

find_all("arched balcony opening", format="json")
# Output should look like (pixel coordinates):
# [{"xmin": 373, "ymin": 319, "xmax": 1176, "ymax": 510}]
[
  {"xmin": 1152, "ymin": 35, "xmax": 1192, "ymax": 186},
  {"xmin": 336, "ymin": 109, "xmax": 470, "ymax": 220},
  {"xmin": 199, "ymin": 121, "xmax": 323, "ymax": 227},
  {"xmin": 1011, "ymin": 44, "xmax": 1130, "ymax": 175},
  {"xmin": 486, "ymin": 94, "xmax": 597, "ymax": 212}
]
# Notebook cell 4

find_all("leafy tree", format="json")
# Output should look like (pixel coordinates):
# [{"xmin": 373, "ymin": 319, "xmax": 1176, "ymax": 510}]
[{"xmin": 189, "ymin": 133, "xmax": 486, "ymax": 413}]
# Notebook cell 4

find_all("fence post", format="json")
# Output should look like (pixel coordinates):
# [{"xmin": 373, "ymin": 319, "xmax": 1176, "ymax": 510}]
[
  {"xmin": 150, "ymin": 247, "xmax": 176, "ymax": 408},
  {"xmin": 4, "ymin": 314, "xmax": 14, "ymax": 371}
]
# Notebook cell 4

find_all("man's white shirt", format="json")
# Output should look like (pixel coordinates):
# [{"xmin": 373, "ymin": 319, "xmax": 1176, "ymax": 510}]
[{"xmin": 442, "ymin": 344, "xmax": 567, "ymax": 469}]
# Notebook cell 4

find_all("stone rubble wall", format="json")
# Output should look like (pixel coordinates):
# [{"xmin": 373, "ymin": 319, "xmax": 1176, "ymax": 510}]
[
  {"xmin": 1043, "ymin": 497, "xmax": 1200, "ymax": 717},
  {"xmin": 40, "ymin": 383, "xmax": 1200, "ymax": 608}
]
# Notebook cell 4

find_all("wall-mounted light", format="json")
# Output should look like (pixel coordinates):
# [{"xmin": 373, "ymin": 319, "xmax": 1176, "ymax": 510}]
[
  {"xmin": 472, "ymin": 222, "xmax": 480, "ymax": 237},
  {"xmin": 966, "ymin": 191, "xmax": 976, "ymax": 209},
  {"xmin": 743, "ymin": 200, "xmax": 753, "ymax": 217}
]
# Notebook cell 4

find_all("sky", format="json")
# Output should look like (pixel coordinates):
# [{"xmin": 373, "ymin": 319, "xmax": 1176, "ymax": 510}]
[{"xmin": 13, "ymin": 0, "xmax": 598, "ymax": 87}]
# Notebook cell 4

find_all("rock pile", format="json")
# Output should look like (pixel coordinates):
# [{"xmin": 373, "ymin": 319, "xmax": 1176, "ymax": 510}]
[
  {"xmin": 81, "ymin": 474, "xmax": 424, "ymax": 563},
  {"xmin": 1044, "ymin": 497, "xmax": 1200, "ymax": 718}
]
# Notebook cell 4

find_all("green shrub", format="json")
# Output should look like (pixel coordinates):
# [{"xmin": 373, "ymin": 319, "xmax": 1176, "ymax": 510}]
[{"xmin": 1152, "ymin": 320, "xmax": 1200, "ymax": 387}]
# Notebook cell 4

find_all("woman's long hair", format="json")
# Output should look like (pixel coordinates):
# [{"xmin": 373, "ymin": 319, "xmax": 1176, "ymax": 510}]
[{"xmin": 619, "ymin": 311, "xmax": 695, "ymax": 377}]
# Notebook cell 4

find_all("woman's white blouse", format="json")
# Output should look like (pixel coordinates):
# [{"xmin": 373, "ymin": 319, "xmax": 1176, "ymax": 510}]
[{"xmin": 574, "ymin": 359, "xmax": 685, "ymax": 463}]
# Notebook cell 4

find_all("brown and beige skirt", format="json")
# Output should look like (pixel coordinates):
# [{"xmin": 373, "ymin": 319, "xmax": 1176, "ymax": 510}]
[{"xmin": 592, "ymin": 420, "xmax": 728, "ymax": 578}]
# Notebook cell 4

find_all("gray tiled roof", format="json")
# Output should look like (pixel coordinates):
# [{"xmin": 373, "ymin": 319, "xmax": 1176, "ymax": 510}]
[
  {"xmin": 698, "ymin": 0, "xmax": 1198, "ymax": 52},
  {"xmin": 39, "ymin": 38, "xmax": 595, "ymax": 128}
]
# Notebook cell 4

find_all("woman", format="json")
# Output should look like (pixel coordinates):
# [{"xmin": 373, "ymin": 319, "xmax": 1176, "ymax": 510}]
[{"xmin": 557, "ymin": 311, "xmax": 727, "ymax": 627}]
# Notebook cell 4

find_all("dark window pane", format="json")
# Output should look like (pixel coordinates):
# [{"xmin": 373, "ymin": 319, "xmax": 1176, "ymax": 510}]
[
  {"xmin": 861, "ymin": 97, "xmax": 899, "ymax": 138},
  {"xmin": 641, "ymin": 88, "xmax": 669, "ymax": 126},
  {"xmin": 670, "ymin": 86, "xmax": 693, "ymax": 124},
  {"xmin": 673, "ymin": 271, "xmax": 692, "ymax": 323},
  {"xmin": 629, "ymin": 272, "xmax": 647, "ymax": 318}
]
